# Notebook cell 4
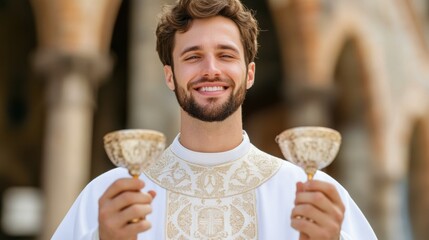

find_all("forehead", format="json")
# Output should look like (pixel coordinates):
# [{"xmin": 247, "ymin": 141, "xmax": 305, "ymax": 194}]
[{"xmin": 173, "ymin": 16, "xmax": 244, "ymax": 56}]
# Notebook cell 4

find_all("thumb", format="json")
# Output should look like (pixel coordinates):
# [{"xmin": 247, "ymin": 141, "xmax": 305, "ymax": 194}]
[
  {"xmin": 296, "ymin": 182, "xmax": 305, "ymax": 194},
  {"xmin": 148, "ymin": 190, "xmax": 157, "ymax": 199}
]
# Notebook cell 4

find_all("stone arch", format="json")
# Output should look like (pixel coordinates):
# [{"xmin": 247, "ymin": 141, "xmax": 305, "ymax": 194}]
[
  {"xmin": 391, "ymin": 82, "xmax": 429, "ymax": 239},
  {"xmin": 316, "ymin": 5, "xmax": 390, "ymax": 174},
  {"xmin": 324, "ymin": 36, "xmax": 380, "ymax": 231},
  {"xmin": 314, "ymin": 7, "xmax": 393, "ymax": 235}
]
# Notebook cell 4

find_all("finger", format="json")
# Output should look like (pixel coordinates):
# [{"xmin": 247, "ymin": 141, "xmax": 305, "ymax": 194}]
[
  {"xmin": 101, "ymin": 219, "xmax": 151, "ymax": 240},
  {"xmin": 296, "ymin": 182, "xmax": 305, "ymax": 194},
  {"xmin": 291, "ymin": 203, "xmax": 338, "ymax": 229},
  {"xmin": 148, "ymin": 190, "xmax": 157, "ymax": 199},
  {"xmin": 100, "ymin": 178, "xmax": 145, "ymax": 201},
  {"xmin": 292, "ymin": 211, "xmax": 341, "ymax": 239},
  {"xmin": 298, "ymin": 181, "xmax": 345, "ymax": 215},
  {"xmin": 295, "ymin": 190, "xmax": 332, "ymax": 211},
  {"xmin": 299, "ymin": 233, "xmax": 310, "ymax": 240},
  {"xmin": 118, "ymin": 203, "xmax": 153, "ymax": 227},
  {"xmin": 291, "ymin": 214, "xmax": 322, "ymax": 237},
  {"xmin": 124, "ymin": 218, "xmax": 152, "ymax": 233},
  {"xmin": 292, "ymin": 204, "xmax": 321, "ymax": 222},
  {"xmin": 295, "ymin": 190, "xmax": 344, "ymax": 226},
  {"xmin": 303, "ymin": 180, "xmax": 344, "ymax": 210},
  {"xmin": 109, "ymin": 191, "xmax": 154, "ymax": 212}
]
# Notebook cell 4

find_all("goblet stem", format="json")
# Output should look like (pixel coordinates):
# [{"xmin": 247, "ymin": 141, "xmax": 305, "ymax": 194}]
[
  {"xmin": 304, "ymin": 162, "xmax": 317, "ymax": 181},
  {"xmin": 129, "ymin": 173, "xmax": 142, "ymax": 224},
  {"xmin": 131, "ymin": 174, "xmax": 139, "ymax": 179}
]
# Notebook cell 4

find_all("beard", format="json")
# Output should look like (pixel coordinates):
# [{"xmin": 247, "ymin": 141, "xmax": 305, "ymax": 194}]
[{"xmin": 173, "ymin": 74, "xmax": 247, "ymax": 122}]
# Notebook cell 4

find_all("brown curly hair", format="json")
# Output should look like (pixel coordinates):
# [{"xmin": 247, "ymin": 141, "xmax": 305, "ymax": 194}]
[{"xmin": 156, "ymin": 0, "xmax": 259, "ymax": 66}]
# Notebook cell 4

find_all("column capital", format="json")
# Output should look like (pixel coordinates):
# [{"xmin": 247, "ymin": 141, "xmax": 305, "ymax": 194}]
[
  {"xmin": 32, "ymin": 49, "xmax": 113, "ymax": 84},
  {"xmin": 32, "ymin": 50, "xmax": 114, "ymax": 109},
  {"xmin": 285, "ymin": 81, "xmax": 336, "ymax": 126}
]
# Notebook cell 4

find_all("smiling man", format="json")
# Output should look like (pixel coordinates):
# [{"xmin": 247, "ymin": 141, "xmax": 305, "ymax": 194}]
[
  {"xmin": 165, "ymin": 16, "xmax": 252, "ymax": 124},
  {"xmin": 52, "ymin": 0, "xmax": 377, "ymax": 239}
]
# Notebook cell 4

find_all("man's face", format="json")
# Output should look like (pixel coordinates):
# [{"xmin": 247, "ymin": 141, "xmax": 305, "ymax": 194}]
[{"xmin": 164, "ymin": 16, "xmax": 255, "ymax": 122}]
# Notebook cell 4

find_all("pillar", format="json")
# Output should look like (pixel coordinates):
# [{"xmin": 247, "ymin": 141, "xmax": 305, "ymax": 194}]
[
  {"xmin": 128, "ymin": 0, "xmax": 179, "ymax": 142},
  {"xmin": 30, "ymin": 0, "xmax": 121, "ymax": 238}
]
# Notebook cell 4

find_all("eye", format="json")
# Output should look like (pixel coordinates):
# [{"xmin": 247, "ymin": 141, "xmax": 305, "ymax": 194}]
[
  {"xmin": 220, "ymin": 54, "xmax": 233, "ymax": 58},
  {"xmin": 219, "ymin": 51, "xmax": 238, "ymax": 60},
  {"xmin": 184, "ymin": 55, "xmax": 200, "ymax": 61}
]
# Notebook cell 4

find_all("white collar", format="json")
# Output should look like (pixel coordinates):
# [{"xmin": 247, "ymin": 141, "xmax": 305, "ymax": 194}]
[{"xmin": 170, "ymin": 131, "xmax": 251, "ymax": 166}]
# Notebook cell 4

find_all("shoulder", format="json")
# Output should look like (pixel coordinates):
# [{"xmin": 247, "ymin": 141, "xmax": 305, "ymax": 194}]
[
  {"xmin": 250, "ymin": 144, "xmax": 306, "ymax": 180},
  {"xmin": 251, "ymin": 145, "xmax": 350, "ymax": 194},
  {"xmin": 86, "ymin": 167, "xmax": 162, "ymax": 194},
  {"xmin": 75, "ymin": 167, "xmax": 130, "ymax": 199}
]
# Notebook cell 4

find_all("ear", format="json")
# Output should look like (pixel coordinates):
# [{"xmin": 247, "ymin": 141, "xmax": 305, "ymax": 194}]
[
  {"xmin": 163, "ymin": 65, "xmax": 175, "ymax": 91},
  {"xmin": 246, "ymin": 62, "xmax": 255, "ymax": 89}
]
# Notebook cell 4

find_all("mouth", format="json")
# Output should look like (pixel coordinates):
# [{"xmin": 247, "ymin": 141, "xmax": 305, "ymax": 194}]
[
  {"xmin": 191, "ymin": 81, "xmax": 231, "ymax": 96},
  {"xmin": 197, "ymin": 86, "xmax": 228, "ymax": 92}
]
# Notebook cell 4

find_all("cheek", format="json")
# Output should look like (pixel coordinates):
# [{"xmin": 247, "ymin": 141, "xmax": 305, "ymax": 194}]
[
  {"xmin": 173, "ymin": 66, "xmax": 197, "ymax": 86},
  {"xmin": 221, "ymin": 63, "xmax": 244, "ymax": 78}
]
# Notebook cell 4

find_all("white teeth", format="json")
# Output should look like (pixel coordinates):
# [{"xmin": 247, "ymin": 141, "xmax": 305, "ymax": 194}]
[{"xmin": 200, "ymin": 86, "xmax": 224, "ymax": 92}]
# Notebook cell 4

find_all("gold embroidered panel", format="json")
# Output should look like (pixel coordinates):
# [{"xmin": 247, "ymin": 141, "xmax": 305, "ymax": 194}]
[
  {"xmin": 144, "ymin": 145, "xmax": 282, "ymax": 240},
  {"xmin": 166, "ymin": 192, "xmax": 257, "ymax": 240},
  {"xmin": 144, "ymin": 146, "xmax": 281, "ymax": 198}
]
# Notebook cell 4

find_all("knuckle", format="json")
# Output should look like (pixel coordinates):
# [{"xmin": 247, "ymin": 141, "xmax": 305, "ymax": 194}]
[
  {"xmin": 128, "ymin": 204, "xmax": 142, "ymax": 213},
  {"xmin": 144, "ymin": 192, "xmax": 154, "ymax": 202},
  {"xmin": 140, "ymin": 219, "xmax": 152, "ymax": 231},
  {"xmin": 312, "ymin": 192, "xmax": 324, "ymax": 202},
  {"xmin": 301, "ymin": 204, "xmax": 312, "ymax": 213},
  {"xmin": 122, "ymin": 192, "xmax": 136, "ymax": 204},
  {"xmin": 339, "ymin": 201, "xmax": 346, "ymax": 212},
  {"xmin": 290, "ymin": 207, "xmax": 298, "ymax": 217},
  {"xmin": 325, "ymin": 221, "xmax": 341, "ymax": 237},
  {"xmin": 326, "ymin": 183, "xmax": 336, "ymax": 192},
  {"xmin": 98, "ymin": 197, "xmax": 105, "ymax": 206},
  {"xmin": 333, "ymin": 208, "xmax": 344, "ymax": 223},
  {"xmin": 112, "ymin": 179, "xmax": 122, "ymax": 188},
  {"xmin": 98, "ymin": 208, "xmax": 111, "ymax": 222},
  {"xmin": 144, "ymin": 205, "xmax": 153, "ymax": 214},
  {"xmin": 98, "ymin": 210, "xmax": 108, "ymax": 221},
  {"xmin": 319, "ymin": 230, "xmax": 330, "ymax": 239}
]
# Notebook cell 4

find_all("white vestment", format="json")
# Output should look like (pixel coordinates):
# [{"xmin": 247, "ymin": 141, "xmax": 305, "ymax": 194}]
[{"xmin": 52, "ymin": 133, "xmax": 377, "ymax": 240}]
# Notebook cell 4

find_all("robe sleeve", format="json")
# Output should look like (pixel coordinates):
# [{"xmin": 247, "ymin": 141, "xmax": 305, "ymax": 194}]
[
  {"xmin": 50, "ymin": 169, "xmax": 125, "ymax": 240},
  {"xmin": 337, "ymin": 184, "xmax": 378, "ymax": 239},
  {"xmin": 51, "ymin": 181, "xmax": 101, "ymax": 240}
]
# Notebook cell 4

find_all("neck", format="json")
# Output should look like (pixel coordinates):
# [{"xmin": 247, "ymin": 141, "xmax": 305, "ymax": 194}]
[{"xmin": 179, "ymin": 108, "xmax": 244, "ymax": 152}]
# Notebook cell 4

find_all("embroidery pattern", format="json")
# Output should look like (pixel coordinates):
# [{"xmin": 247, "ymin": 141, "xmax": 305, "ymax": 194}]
[{"xmin": 144, "ymin": 146, "xmax": 281, "ymax": 239}]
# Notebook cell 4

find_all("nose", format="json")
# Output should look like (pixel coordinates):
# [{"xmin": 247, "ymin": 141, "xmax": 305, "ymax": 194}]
[{"xmin": 202, "ymin": 56, "xmax": 221, "ymax": 78}]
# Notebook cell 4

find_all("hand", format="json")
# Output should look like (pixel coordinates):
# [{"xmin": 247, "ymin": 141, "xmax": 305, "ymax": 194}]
[
  {"xmin": 291, "ymin": 180, "xmax": 345, "ymax": 240},
  {"xmin": 98, "ymin": 178, "xmax": 156, "ymax": 240}
]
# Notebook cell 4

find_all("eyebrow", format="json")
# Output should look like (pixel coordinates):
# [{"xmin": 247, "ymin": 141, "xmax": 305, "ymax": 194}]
[
  {"xmin": 180, "ymin": 46, "xmax": 201, "ymax": 57},
  {"xmin": 217, "ymin": 44, "xmax": 240, "ymax": 55},
  {"xmin": 179, "ymin": 44, "xmax": 240, "ymax": 57}
]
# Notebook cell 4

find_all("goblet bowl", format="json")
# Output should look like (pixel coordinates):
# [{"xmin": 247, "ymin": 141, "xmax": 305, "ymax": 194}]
[
  {"xmin": 276, "ymin": 126, "xmax": 341, "ymax": 179},
  {"xmin": 103, "ymin": 129, "xmax": 166, "ymax": 177}
]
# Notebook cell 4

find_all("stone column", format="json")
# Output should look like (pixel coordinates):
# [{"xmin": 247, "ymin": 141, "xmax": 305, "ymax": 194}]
[
  {"xmin": 285, "ymin": 82, "xmax": 335, "ymax": 127},
  {"xmin": 34, "ymin": 52, "xmax": 112, "ymax": 239},
  {"xmin": 128, "ymin": 0, "xmax": 179, "ymax": 142},
  {"xmin": 30, "ymin": 0, "xmax": 121, "ymax": 238},
  {"xmin": 267, "ymin": 0, "xmax": 332, "ymax": 127}
]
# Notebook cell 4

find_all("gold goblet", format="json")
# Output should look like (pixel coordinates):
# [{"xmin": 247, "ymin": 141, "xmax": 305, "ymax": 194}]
[
  {"xmin": 103, "ymin": 129, "xmax": 166, "ymax": 179},
  {"xmin": 276, "ymin": 126, "xmax": 341, "ymax": 181}
]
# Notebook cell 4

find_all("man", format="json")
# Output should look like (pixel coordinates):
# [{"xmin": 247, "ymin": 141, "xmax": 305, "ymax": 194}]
[{"xmin": 53, "ymin": 0, "xmax": 377, "ymax": 239}]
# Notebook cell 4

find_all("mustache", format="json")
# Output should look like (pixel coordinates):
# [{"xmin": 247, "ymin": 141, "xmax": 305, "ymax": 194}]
[{"xmin": 187, "ymin": 76, "xmax": 235, "ymax": 90}]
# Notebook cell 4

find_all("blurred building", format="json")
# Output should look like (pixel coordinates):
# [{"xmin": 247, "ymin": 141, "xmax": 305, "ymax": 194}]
[{"xmin": 0, "ymin": 0, "xmax": 428, "ymax": 239}]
